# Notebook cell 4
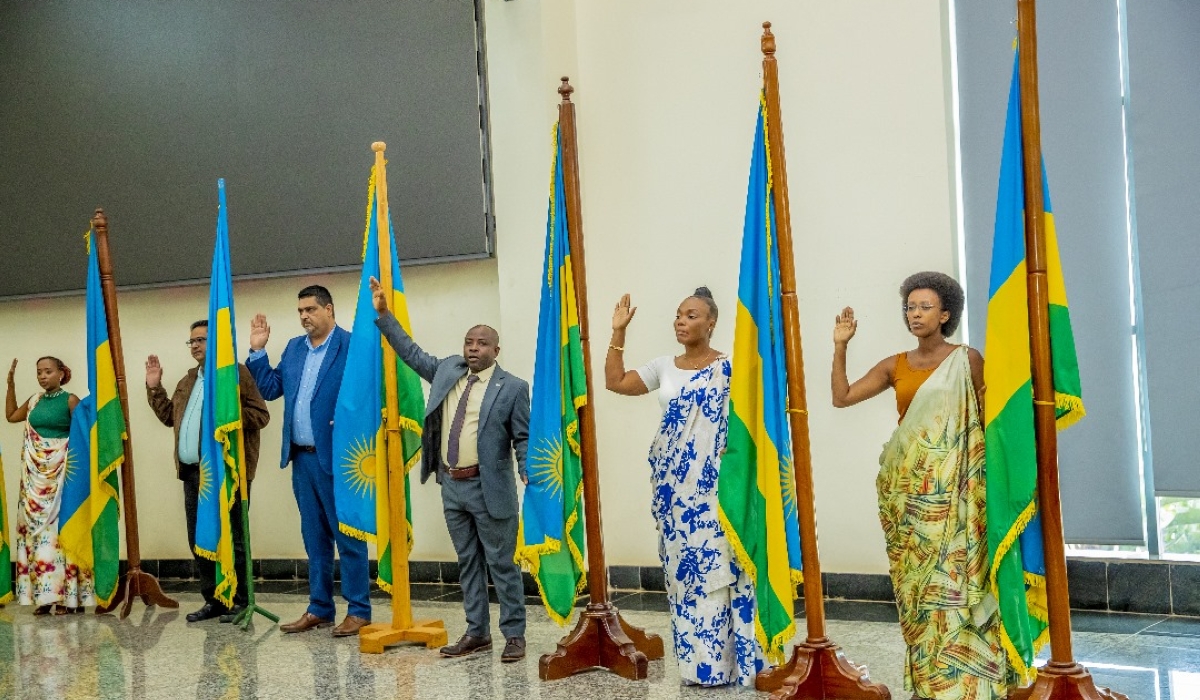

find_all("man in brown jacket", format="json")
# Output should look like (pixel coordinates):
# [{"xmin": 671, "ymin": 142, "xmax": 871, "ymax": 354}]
[{"xmin": 146, "ymin": 319, "xmax": 270, "ymax": 623}]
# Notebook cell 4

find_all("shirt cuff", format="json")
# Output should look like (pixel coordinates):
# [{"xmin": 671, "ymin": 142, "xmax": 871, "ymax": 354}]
[{"xmin": 247, "ymin": 348, "xmax": 267, "ymax": 361}]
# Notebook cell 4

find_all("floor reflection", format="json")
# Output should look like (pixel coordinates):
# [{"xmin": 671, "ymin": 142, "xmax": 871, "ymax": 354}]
[{"xmin": 0, "ymin": 593, "xmax": 1194, "ymax": 699}]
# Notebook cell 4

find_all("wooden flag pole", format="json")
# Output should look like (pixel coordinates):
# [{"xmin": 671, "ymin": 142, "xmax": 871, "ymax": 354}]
[
  {"xmin": 359, "ymin": 142, "xmax": 448, "ymax": 654},
  {"xmin": 539, "ymin": 78, "xmax": 665, "ymax": 681},
  {"xmin": 751, "ymin": 25, "xmax": 890, "ymax": 700},
  {"xmin": 1009, "ymin": 4, "xmax": 1125, "ymax": 698},
  {"xmin": 91, "ymin": 209, "xmax": 178, "ymax": 619}
]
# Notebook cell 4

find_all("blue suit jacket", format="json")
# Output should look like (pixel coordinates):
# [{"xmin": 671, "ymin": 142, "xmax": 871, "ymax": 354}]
[{"xmin": 247, "ymin": 325, "xmax": 351, "ymax": 474}]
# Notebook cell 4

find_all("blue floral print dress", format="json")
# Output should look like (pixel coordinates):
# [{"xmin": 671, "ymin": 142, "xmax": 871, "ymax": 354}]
[{"xmin": 639, "ymin": 356, "xmax": 764, "ymax": 686}]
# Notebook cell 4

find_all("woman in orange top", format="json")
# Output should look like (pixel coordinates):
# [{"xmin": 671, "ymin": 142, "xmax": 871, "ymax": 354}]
[{"xmin": 831, "ymin": 272, "xmax": 1009, "ymax": 700}]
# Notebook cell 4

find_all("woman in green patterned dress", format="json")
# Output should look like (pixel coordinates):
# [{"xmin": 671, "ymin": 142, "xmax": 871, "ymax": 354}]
[
  {"xmin": 5, "ymin": 356, "xmax": 92, "ymax": 614},
  {"xmin": 830, "ymin": 272, "xmax": 1009, "ymax": 700}
]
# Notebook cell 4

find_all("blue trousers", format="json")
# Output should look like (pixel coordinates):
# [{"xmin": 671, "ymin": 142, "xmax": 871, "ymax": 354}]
[{"xmin": 291, "ymin": 449, "xmax": 371, "ymax": 620}]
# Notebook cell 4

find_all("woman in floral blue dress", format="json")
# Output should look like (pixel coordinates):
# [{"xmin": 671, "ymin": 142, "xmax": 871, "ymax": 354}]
[{"xmin": 605, "ymin": 288, "xmax": 764, "ymax": 687}]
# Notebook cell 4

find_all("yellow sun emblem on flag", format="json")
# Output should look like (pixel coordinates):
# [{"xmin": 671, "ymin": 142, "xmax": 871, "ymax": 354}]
[
  {"xmin": 197, "ymin": 456, "xmax": 216, "ymax": 503},
  {"xmin": 780, "ymin": 455, "xmax": 797, "ymax": 517},
  {"xmin": 529, "ymin": 437, "xmax": 565, "ymax": 499},
  {"xmin": 342, "ymin": 436, "xmax": 377, "ymax": 497}
]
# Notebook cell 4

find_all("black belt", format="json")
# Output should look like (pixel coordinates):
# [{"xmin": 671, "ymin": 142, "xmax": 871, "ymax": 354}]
[{"xmin": 292, "ymin": 443, "xmax": 317, "ymax": 453}]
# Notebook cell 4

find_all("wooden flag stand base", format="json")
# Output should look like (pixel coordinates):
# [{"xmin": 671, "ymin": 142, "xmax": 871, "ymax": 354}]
[
  {"xmin": 90, "ymin": 209, "xmax": 178, "ymax": 620},
  {"xmin": 1009, "ymin": 663, "xmax": 1128, "ymax": 700},
  {"xmin": 540, "ymin": 602, "xmax": 664, "ymax": 681},
  {"xmin": 359, "ymin": 620, "xmax": 448, "ymax": 654},
  {"xmin": 358, "ymin": 141, "xmax": 447, "ymax": 655},
  {"xmin": 756, "ymin": 638, "xmax": 890, "ymax": 700},
  {"xmin": 537, "ymin": 79, "xmax": 663, "ymax": 682},
  {"xmin": 752, "ymin": 24, "xmax": 888, "ymax": 700},
  {"xmin": 96, "ymin": 567, "xmax": 177, "ymax": 620}
]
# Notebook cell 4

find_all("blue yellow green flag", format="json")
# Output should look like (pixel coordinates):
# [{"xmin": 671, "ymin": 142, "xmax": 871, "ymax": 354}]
[
  {"xmin": 332, "ymin": 163, "xmax": 425, "ymax": 591},
  {"xmin": 60, "ymin": 231, "xmax": 126, "ymax": 607},
  {"xmin": 716, "ymin": 97, "xmax": 804, "ymax": 664},
  {"xmin": 985, "ymin": 52, "xmax": 1085, "ymax": 682},
  {"xmin": 0, "ymin": 448, "xmax": 12, "ymax": 604},
  {"xmin": 195, "ymin": 179, "xmax": 244, "ymax": 608},
  {"xmin": 515, "ymin": 122, "xmax": 587, "ymax": 626}
]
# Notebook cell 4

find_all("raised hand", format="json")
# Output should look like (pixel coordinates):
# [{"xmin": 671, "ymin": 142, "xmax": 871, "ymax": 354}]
[
  {"xmin": 833, "ymin": 307, "xmax": 858, "ymax": 345},
  {"xmin": 145, "ymin": 355, "xmax": 163, "ymax": 388},
  {"xmin": 7, "ymin": 358, "xmax": 16, "ymax": 385},
  {"xmin": 369, "ymin": 276, "xmax": 388, "ymax": 314},
  {"xmin": 612, "ymin": 294, "xmax": 637, "ymax": 331},
  {"xmin": 249, "ymin": 314, "xmax": 271, "ymax": 352}
]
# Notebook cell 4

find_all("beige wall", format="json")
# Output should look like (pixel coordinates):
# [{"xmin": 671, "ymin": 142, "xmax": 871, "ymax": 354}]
[
  {"xmin": 1, "ymin": 1, "xmax": 959, "ymax": 576},
  {"xmin": 486, "ymin": 0, "xmax": 961, "ymax": 573}
]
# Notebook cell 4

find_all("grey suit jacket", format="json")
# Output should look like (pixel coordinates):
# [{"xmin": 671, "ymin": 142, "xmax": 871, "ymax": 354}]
[{"xmin": 376, "ymin": 312, "xmax": 529, "ymax": 520}]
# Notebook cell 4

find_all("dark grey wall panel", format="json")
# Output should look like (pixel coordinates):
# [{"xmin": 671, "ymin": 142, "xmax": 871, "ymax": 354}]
[
  {"xmin": 1126, "ymin": 2, "xmax": 1200, "ymax": 496},
  {"xmin": 0, "ymin": 0, "xmax": 491, "ymax": 297}
]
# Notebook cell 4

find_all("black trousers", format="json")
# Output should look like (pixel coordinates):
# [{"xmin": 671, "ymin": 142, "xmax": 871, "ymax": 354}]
[{"xmin": 181, "ymin": 463, "xmax": 250, "ymax": 608}]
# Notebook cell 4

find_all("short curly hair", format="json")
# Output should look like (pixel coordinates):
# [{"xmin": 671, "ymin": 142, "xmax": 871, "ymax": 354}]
[{"xmin": 899, "ymin": 271, "xmax": 964, "ymax": 336}]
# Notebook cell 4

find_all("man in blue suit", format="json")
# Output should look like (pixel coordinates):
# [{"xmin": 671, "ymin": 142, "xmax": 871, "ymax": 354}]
[{"xmin": 246, "ymin": 285, "xmax": 370, "ymax": 637}]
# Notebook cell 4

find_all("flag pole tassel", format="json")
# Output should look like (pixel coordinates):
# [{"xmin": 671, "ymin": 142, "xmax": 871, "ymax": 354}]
[
  {"xmin": 358, "ymin": 141, "xmax": 448, "ymax": 654},
  {"xmin": 537, "ymin": 77, "xmax": 666, "ymax": 682},
  {"xmin": 91, "ymin": 209, "xmax": 179, "ymax": 619},
  {"xmin": 750, "ymin": 23, "xmax": 889, "ymax": 700},
  {"xmin": 1008, "ymin": 3, "xmax": 1125, "ymax": 698}
]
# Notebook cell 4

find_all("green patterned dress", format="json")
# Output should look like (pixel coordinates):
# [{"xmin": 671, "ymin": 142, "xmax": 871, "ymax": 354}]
[{"xmin": 876, "ymin": 347, "xmax": 1008, "ymax": 700}]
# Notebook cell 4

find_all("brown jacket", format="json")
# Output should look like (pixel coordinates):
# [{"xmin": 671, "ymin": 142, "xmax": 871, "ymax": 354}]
[{"xmin": 146, "ymin": 363, "xmax": 271, "ymax": 481}]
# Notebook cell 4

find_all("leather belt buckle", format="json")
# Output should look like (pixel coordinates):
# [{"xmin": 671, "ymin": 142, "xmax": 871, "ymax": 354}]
[
  {"xmin": 446, "ymin": 464, "xmax": 480, "ymax": 480},
  {"xmin": 292, "ymin": 443, "xmax": 317, "ymax": 453}
]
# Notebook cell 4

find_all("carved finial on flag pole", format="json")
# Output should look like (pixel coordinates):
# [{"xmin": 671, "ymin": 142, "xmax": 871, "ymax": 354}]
[{"xmin": 761, "ymin": 21, "xmax": 776, "ymax": 56}]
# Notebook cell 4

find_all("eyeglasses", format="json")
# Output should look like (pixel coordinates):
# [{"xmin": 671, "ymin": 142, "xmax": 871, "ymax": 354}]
[
  {"xmin": 184, "ymin": 337, "xmax": 208, "ymax": 347},
  {"xmin": 902, "ymin": 304, "xmax": 940, "ymax": 314}
]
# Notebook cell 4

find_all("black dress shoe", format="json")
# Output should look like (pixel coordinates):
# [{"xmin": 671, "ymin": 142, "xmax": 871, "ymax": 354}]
[
  {"xmin": 439, "ymin": 634, "xmax": 492, "ymax": 657},
  {"xmin": 219, "ymin": 604, "xmax": 246, "ymax": 624},
  {"xmin": 500, "ymin": 636, "xmax": 526, "ymax": 663},
  {"xmin": 186, "ymin": 603, "xmax": 226, "ymax": 623}
]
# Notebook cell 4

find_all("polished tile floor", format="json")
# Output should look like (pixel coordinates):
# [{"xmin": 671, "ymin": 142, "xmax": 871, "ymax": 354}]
[{"xmin": 1, "ymin": 583, "xmax": 1198, "ymax": 699}]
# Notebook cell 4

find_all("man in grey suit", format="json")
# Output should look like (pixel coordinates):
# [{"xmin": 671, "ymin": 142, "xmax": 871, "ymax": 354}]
[{"xmin": 369, "ymin": 277, "xmax": 530, "ymax": 662}]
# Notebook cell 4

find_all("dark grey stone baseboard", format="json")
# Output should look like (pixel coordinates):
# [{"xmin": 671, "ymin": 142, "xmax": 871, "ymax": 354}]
[{"xmin": 128, "ymin": 556, "xmax": 1200, "ymax": 618}]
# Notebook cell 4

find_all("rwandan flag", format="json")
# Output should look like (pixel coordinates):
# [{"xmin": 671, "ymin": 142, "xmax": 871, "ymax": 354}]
[
  {"xmin": 332, "ymin": 162, "xmax": 424, "ymax": 591},
  {"xmin": 60, "ymin": 231, "xmax": 126, "ymax": 607},
  {"xmin": 195, "ymin": 179, "xmax": 245, "ymax": 608},
  {"xmin": 985, "ymin": 52, "xmax": 1085, "ymax": 682},
  {"xmin": 0, "ymin": 448, "xmax": 12, "ymax": 604},
  {"xmin": 717, "ymin": 96, "xmax": 804, "ymax": 663},
  {"xmin": 514, "ymin": 121, "xmax": 586, "ymax": 626}
]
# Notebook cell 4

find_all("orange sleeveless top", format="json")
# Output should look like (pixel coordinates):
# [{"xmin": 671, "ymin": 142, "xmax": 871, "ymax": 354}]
[{"xmin": 893, "ymin": 352, "xmax": 938, "ymax": 422}]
